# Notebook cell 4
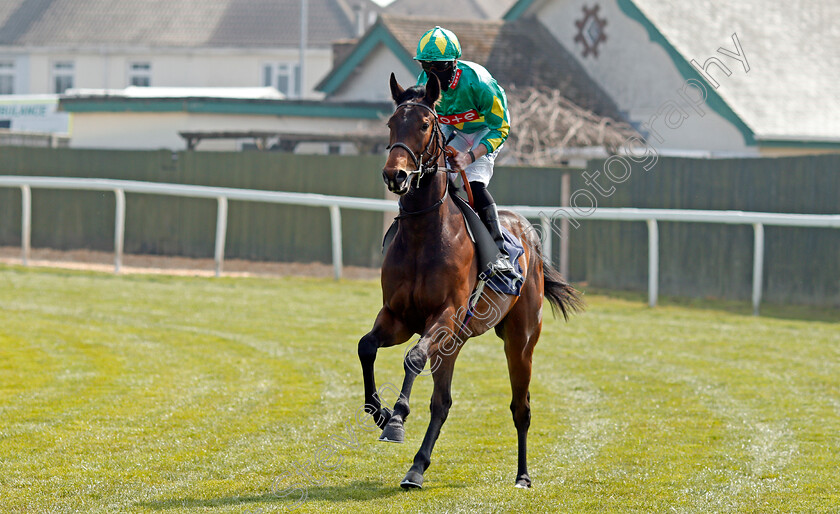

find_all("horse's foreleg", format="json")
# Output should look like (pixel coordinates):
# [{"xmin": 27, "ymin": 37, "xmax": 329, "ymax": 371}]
[
  {"xmin": 358, "ymin": 308, "xmax": 411, "ymax": 430},
  {"xmin": 401, "ymin": 327, "xmax": 462, "ymax": 489},
  {"xmin": 378, "ymin": 336, "xmax": 429, "ymax": 443},
  {"xmin": 380, "ymin": 307, "xmax": 459, "ymax": 443}
]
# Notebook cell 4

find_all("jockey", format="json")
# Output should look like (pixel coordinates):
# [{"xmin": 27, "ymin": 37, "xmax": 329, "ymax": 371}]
[{"xmin": 415, "ymin": 26, "xmax": 517, "ymax": 277}]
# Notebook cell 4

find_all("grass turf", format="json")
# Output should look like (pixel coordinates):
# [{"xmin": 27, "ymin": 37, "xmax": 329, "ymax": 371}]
[{"xmin": 0, "ymin": 264, "xmax": 838, "ymax": 513}]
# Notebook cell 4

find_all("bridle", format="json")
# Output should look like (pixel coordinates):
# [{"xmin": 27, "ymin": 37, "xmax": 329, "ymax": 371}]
[
  {"xmin": 385, "ymin": 101, "xmax": 445, "ymax": 191},
  {"xmin": 386, "ymin": 100, "xmax": 469, "ymax": 218}
]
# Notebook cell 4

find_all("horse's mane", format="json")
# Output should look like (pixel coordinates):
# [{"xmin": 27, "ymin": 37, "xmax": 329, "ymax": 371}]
[{"xmin": 395, "ymin": 85, "xmax": 428, "ymax": 106}]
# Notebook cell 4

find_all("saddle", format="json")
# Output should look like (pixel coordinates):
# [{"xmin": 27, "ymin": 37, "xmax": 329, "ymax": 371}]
[{"xmin": 382, "ymin": 182, "xmax": 525, "ymax": 296}]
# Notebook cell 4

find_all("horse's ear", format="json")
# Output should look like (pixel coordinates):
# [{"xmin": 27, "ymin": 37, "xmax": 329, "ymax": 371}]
[
  {"xmin": 424, "ymin": 74, "xmax": 441, "ymax": 106},
  {"xmin": 389, "ymin": 73, "xmax": 404, "ymax": 104}
]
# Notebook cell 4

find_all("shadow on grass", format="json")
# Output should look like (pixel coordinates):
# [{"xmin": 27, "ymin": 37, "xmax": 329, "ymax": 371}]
[
  {"xmin": 582, "ymin": 286, "xmax": 839, "ymax": 324},
  {"xmin": 137, "ymin": 480, "xmax": 424, "ymax": 511}
]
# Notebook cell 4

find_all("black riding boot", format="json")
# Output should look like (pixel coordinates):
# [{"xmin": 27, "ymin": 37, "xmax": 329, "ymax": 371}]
[{"xmin": 479, "ymin": 203, "xmax": 518, "ymax": 276}]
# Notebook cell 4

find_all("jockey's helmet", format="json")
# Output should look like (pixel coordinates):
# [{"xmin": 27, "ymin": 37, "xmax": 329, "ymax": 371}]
[{"xmin": 414, "ymin": 26, "xmax": 461, "ymax": 62}]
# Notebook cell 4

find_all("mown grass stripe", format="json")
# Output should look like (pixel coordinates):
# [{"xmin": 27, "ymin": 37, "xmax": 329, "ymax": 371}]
[{"xmin": 0, "ymin": 265, "xmax": 838, "ymax": 512}]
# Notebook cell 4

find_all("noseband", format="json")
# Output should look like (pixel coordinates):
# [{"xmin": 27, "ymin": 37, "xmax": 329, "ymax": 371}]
[{"xmin": 385, "ymin": 101, "xmax": 444, "ymax": 187}]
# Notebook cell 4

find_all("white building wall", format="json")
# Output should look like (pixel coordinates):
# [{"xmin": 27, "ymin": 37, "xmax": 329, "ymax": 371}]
[
  {"xmin": 27, "ymin": 54, "xmax": 50, "ymax": 94},
  {"xmin": 68, "ymin": 111, "xmax": 385, "ymax": 151},
  {"xmin": 10, "ymin": 48, "xmax": 332, "ymax": 99},
  {"xmin": 536, "ymin": 0, "xmax": 753, "ymax": 154},
  {"xmin": 329, "ymin": 44, "xmax": 418, "ymax": 103},
  {"xmin": 11, "ymin": 54, "xmax": 31, "ymax": 93}
]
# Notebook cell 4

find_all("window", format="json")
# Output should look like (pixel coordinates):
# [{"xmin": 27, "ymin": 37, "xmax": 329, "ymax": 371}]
[
  {"xmin": 263, "ymin": 63, "xmax": 301, "ymax": 98},
  {"xmin": 52, "ymin": 61, "xmax": 74, "ymax": 94},
  {"xmin": 0, "ymin": 61, "xmax": 14, "ymax": 95},
  {"xmin": 129, "ymin": 62, "xmax": 151, "ymax": 87}
]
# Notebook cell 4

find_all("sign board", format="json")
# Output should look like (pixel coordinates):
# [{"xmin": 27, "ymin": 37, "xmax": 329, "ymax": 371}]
[{"xmin": 0, "ymin": 95, "xmax": 70, "ymax": 133}]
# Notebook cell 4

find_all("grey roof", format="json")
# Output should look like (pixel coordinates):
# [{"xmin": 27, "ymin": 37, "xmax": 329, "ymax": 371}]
[
  {"xmin": 385, "ymin": 0, "xmax": 516, "ymax": 19},
  {"xmin": 376, "ymin": 15, "xmax": 622, "ymax": 117},
  {"xmin": 629, "ymin": 0, "xmax": 840, "ymax": 142},
  {"xmin": 0, "ymin": 0, "xmax": 380, "ymax": 48}
]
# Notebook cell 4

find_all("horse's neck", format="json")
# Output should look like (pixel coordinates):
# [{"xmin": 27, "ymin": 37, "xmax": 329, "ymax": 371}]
[{"xmin": 397, "ymin": 172, "xmax": 452, "ymax": 242}]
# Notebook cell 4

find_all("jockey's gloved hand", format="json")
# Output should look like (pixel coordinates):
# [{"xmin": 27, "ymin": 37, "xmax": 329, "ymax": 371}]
[
  {"xmin": 445, "ymin": 145, "xmax": 483, "ymax": 171},
  {"xmin": 452, "ymin": 151, "xmax": 473, "ymax": 171}
]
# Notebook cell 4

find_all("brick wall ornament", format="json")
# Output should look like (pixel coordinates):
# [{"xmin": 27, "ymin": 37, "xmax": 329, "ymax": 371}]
[{"xmin": 574, "ymin": 4, "xmax": 608, "ymax": 58}]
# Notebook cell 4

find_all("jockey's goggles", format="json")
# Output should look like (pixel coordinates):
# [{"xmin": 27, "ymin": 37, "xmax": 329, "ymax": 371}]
[{"xmin": 421, "ymin": 61, "xmax": 454, "ymax": 73}]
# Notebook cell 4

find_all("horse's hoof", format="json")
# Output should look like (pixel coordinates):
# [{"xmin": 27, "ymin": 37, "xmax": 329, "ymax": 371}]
[
  {"xmin": 400, "ymin": 470, "xmax": 424, "ymax": 489},
  {"xmin": 515, "ymin": 475, "xmax": 532, "ymax": 488},
  {"xmin": 379, "ymin": 419, "xmax": 405, "ymax": 443}
]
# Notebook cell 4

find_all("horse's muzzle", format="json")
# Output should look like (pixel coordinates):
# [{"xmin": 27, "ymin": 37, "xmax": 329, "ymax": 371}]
[{"xmin": 383, "ymin": 168, "xmax": 409, "ymax": 195}]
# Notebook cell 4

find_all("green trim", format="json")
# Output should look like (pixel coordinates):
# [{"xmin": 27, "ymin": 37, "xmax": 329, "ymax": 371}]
[
  {"xmin": 61, "ymin": 100, "xmax": 187, "ymax": 113},
  {"xmin": 316, "ymin": 23, "xmax": 418, "ymax": 95},
  {"xmin": 617, "ymin": 0, "xmax": 756, "ymax": 146},
  {"xmin": 758, "ymin": 139, "xmax": 840, "ymax": 149},
  {"xmin": 503, "ymin": 0, "xmax": 537, "ymax": 21},
  {"xmin": 59, "ymin": 98, "xmax": 391, "ymax": 119}
]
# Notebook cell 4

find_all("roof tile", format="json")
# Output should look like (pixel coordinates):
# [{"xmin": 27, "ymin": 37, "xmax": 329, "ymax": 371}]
[{"xmin": 0, "ymin": 0, "xmax": 379, "ymax": 48}]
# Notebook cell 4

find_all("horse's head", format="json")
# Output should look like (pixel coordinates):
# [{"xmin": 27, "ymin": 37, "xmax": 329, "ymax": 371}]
[{"xmin": 382, "ymin": 72, "xmax": 442, "ymax": 195}]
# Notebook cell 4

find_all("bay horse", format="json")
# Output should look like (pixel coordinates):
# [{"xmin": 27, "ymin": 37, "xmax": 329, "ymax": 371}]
[{"xmin": 357, "ymin": 73, "xmax": 582, "ymax": 489}]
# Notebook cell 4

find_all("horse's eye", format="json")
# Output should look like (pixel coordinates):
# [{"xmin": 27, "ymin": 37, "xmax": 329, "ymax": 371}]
[{"xmin": 421, "ymin": 123, "xmax": 430, "ymax": 131}]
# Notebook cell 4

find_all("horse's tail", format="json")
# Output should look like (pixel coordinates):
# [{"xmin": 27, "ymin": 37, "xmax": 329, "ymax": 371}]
[
  {"xmin": 540, "ymin": 251, "xmax": 584, "ymax": 321},
  {"xmin": 507, "ymin": 210, "xmax": 584, "ymax": 320}
]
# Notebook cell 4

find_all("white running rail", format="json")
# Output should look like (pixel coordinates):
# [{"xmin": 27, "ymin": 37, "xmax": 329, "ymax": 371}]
[{"xmin": 2, "ymin": 176, "xmax": 838, "ymax": 315}]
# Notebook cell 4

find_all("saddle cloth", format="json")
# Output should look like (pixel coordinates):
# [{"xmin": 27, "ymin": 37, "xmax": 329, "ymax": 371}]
[{"xmin": 486, "ymin": 226, "xmax": 525, "ymax": 296}]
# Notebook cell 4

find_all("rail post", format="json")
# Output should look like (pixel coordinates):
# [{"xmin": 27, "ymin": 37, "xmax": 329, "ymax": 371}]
[
  {"xmin": 114, "ymin": 189, "xmax": 125, "ymax": 273},
  {"xmin": 540, "ymin": 214, "xmax": 552, "ymax": 265},
  {"xmin": 214, "ymin": 197, "xmax": 228, "ymax": 277},
  {"xmin": 329, "ymin": 205, "xmax": 343, "ymax": 280},
  {"xmin": 752, "ymin": 223, "xmax": 764, "ymax": 316},
  {"xmin": 20, "ymin": 185, "xmax": 31, "ymax": 266},
  {"xmin": 647, "ymin": 219, "xmax": 659, "ymax": 307},
  {"xmin": 559, "ymin": 172, "xmax": 571, "ymax": 278}
]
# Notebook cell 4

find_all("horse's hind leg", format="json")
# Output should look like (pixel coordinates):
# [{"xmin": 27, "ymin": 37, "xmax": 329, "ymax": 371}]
[
  {"xmin": 497, "ymin": 281, "xmax": 543, "ymax": 488},
  {"xmin": 503, "ymin": 320, "xmax": 539, "ymax": 488},
  {"xmin": 358, "ymin": 308, "xmax": 411, "ymax": 429}
]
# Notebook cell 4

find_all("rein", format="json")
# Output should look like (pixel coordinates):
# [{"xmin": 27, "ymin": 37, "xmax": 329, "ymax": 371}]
[{"xmin": 395, "ymin": 187, "xmax": 448, "ymax": 219}]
